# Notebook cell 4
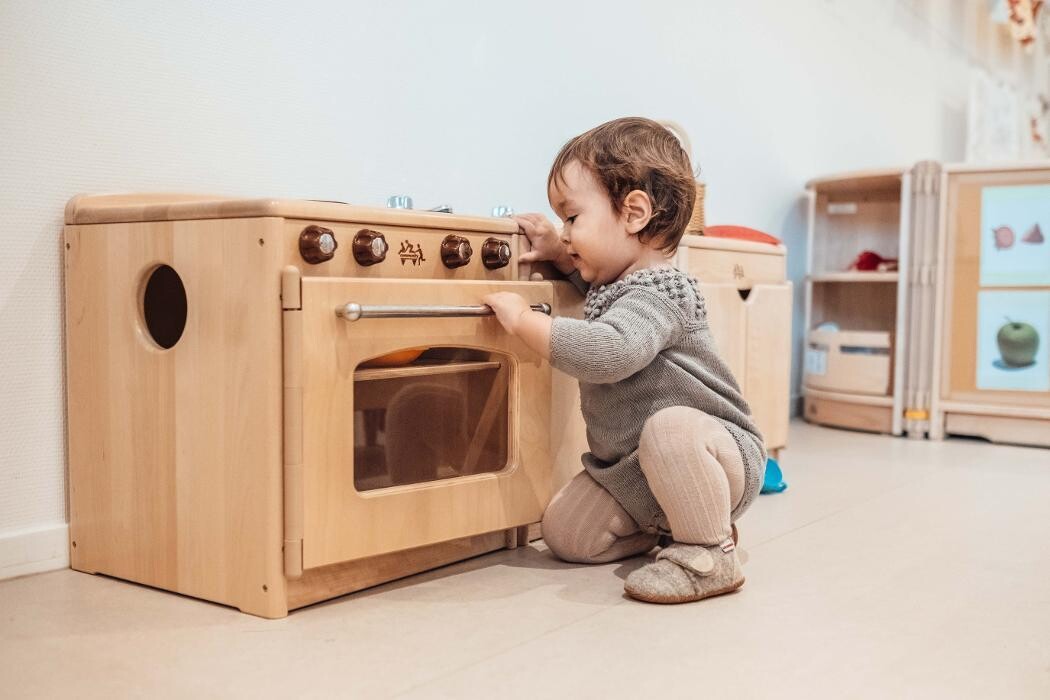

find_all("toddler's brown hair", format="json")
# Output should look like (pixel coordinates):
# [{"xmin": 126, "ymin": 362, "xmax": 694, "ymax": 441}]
[{"xmin": 548, "ymin": 117, "xmax": 696, "ymax": 253}]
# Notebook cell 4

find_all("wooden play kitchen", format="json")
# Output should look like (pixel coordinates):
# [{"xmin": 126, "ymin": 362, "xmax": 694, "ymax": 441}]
[
  {"xmin": 64, "ymin": 192, "xmax": 795, "ymax": 618},
  {"xmin": 64, "ymin": 194, "xmax": 558, "ymax": 618}
]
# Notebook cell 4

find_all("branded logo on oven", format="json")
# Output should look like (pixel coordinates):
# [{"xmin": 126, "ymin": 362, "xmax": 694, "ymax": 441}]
[{"xmin": 399, "ymin": 241, "xmax": 426, "ymax": 266}]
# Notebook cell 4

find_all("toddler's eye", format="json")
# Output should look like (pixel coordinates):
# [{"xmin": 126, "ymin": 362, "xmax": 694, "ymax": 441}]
[{"xmin": 566, "ymin": 215, "xmax": 578, "ymax": 224}]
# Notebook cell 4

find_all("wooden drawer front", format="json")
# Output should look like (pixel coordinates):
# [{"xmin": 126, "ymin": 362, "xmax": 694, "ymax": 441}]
[
  {"xmin": 804, "ymin": 329, "xmax": 892, "ymax": 396},
  {"xmin": 804, "ymin": 396, "xmax": 893, "ymax": 433},
  {"xmin": 945, "ymin": 413, "xmax": 1050, "ymax": 449},
  {"xmin": 683, "ymin": 246, "xmax": 786, "ymax": 288}
]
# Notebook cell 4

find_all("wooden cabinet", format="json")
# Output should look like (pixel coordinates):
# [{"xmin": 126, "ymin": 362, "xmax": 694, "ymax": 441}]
[
  {"xmin": 678, "ymin": 236, "xmax": 792, "ymax": 457},
  {"xmin": 804, "ymin": 163, "xmax": 1050, "ymax": 448},
  {"xmin": 930, "ymin": 164, "xmax": 1050, "ymax": 448}
]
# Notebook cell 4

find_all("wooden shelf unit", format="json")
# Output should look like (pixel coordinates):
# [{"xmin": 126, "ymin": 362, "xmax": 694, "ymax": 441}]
[
  {"xmin": 804, "ymin": 162, "xmax": 1050, "ymax": 447},
  {"xmin": 803, "ymin": 168, "xmax": 911, "ymax": 436}
]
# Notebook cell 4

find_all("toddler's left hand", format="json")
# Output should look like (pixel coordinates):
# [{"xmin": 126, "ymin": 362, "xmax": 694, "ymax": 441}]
[{"xmin": 483, "ymin": 292, "xmax": 530, "ymax": 334}]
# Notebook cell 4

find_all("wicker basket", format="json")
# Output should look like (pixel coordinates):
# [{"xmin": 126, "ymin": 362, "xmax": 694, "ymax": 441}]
[
  {"xmin": 659, "ymin": 119, "xmax": 706, "ymax": 234},
  {"xmin": 687, "ymin": 180, "xmax": 706, "ymax": 234}
]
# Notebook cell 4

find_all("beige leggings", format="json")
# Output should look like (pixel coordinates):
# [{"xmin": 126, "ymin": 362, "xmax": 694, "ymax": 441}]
[{"xmin": 541, "ymin": 406, "xmax": 746, "ymax": 564}]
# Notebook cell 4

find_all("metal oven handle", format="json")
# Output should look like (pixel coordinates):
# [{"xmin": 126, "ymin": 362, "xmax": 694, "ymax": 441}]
[{"xmin": 336, "ymin": 302, "xmax": 552, "ymax": 321}]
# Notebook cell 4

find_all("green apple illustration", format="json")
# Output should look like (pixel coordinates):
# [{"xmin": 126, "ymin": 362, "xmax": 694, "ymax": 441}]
[{"xmin": 997, "ymin": 318, "xmax": 1040, "ymax": 368}]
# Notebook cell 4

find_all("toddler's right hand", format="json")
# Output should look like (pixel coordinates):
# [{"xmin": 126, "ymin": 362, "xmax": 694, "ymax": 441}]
[{"xmin": 513, "ymin": 213, "xmax": 575, "ymax": 274}]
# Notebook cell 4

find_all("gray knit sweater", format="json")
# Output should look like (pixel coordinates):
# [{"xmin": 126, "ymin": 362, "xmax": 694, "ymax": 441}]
[{"xmin": 550, "ymin": 267, "xmax": 766, "ymax": 533}]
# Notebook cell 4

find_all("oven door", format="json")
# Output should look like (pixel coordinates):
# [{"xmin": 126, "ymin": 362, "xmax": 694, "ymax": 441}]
[{"xmin": 286, "ymin": 276, "xmax": 553, "ymax": 571}]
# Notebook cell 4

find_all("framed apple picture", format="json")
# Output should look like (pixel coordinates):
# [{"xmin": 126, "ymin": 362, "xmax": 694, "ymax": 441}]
[
  {"xmin": 976, "ymin": 290, "xmax": 1050, "ymax": 391},
  {"xmin": 979, "ymin": 184, "xmax": 1050, "ymax": 287}
]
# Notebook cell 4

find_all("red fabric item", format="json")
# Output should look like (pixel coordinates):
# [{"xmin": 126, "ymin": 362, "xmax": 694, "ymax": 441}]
[
  {"xmin": 848, "ymin": 250, "xmax": 899, "ymax": 272},
  {"xmin": 703, "ymin": 225, "xmax": 782, "ymax": 246},
  {"xmin": 851, "ymin": 250, "xmax": 884, "ymax": 271}
]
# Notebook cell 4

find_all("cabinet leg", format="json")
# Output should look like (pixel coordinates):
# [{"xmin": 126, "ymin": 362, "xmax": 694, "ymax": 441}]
[{"xmin": 504, "ymin": 528, "xmax": 518, "ymax": 550}]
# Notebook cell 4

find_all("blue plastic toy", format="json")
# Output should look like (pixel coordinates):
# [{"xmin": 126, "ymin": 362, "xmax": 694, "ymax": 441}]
[{"xmin": 761, "ymin": 457, "xmax": 787, "ymax": 494}]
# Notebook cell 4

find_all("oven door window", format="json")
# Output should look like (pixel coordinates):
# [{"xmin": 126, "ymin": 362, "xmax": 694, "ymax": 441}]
[{"xmin": 353, "ymin": 347, "xmax": 510, "ymax": 491}]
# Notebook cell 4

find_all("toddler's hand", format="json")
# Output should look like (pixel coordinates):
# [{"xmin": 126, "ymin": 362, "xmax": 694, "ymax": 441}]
[
  {"xmin": 513, "ymin": 213, "xmax": 575, "ymax": 274},
  {"xmin": 483, "ymin": 292, "xmax": 531, "ymax": 334}
]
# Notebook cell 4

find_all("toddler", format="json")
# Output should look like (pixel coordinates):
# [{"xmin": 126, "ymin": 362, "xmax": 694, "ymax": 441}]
[{"xmin": 483, "ymin": 117, "xmax": 765, "ymax": 604}]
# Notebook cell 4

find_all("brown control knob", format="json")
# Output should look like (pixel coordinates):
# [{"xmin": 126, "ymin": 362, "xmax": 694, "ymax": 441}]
[
  {"xmin": 440, "ymin": 235, "xmax": 473, "ymax": 268},
  {"xmin": 299, "ymin": 225, "xmax": 338, "ymax": 264},
  {"xmin": 352, "ymin": 229, "xmax": 388, "ymax": 266},
  {"xmin": 481, "ymin": 237, "xmax": 512, "ymax": 269}
]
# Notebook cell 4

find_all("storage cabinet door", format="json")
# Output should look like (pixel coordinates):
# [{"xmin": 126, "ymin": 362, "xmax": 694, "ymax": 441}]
[
  {"xmin": 744, "ymin": 283, "xmax": 793, "ymax": 451},
  {"xmin": 699, "ymin": 281, "xmax": 792, "ymax": 452},
  {"xmin": 938, "ymin": 170, "xmax": 1050, "ymax": 410},
  {"xmin": 698, "ymin": 282, "xmax": 748, "ymax": 382}
]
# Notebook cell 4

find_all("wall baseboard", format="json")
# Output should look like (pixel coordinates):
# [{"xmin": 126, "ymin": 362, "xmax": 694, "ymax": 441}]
[{"xmin": 0, "ymin": 523, "xmax": 69, "ymax": 581}]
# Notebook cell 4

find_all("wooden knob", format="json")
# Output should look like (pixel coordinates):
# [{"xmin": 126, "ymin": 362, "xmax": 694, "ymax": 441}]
[
  {"xmin": 353, "ymin": 229, "xmax": 388, "ymax": 266},
  {"xmin": 440, "ymin": 235, "xmax": 472, "ymax": 268},
  {"xmin": 481, "ymin": 238, "xmax": 511, "ymax": 269},
  {"xmin": 299, "ymin": 225, "xmax": 338, "ymax": 264}
]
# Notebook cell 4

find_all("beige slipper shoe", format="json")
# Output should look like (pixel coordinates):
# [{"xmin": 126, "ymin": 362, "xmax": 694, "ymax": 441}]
[{"xmin": 624, "ymin": 539, "xmax": 744, "ymax": 604}]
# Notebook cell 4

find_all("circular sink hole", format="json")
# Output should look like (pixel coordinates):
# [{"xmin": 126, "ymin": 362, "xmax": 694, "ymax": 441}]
[{"xmin": 142, "ymin": 265, "xmax": 187, "ymax": 349}]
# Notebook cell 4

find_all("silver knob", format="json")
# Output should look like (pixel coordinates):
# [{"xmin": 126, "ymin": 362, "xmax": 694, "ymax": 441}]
[
  {"xmin": 336, "ymin": 303, "xmax": 362, "ymax": 321},
  {"xmin": 491, "ymin": 205, "xmax": 514, "ymax": 217},
  {"xmin": 387, "ymin": 195, "xmax": 413, "ymax": 209},
  {"xmin": 429, "ymin": 204, "xmax": 453, "ymax": 213}
]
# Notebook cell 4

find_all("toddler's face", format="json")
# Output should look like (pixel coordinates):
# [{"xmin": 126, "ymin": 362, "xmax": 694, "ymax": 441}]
[{"xmin": 548, "ymin": 160, "xmax": 646, "ymax": 286}]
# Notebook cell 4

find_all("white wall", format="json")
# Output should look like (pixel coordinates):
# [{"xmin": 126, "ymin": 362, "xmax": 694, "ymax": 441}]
[{"xmin": 0, "ymin": 0, "xmax": 1030, "ymax": 577}]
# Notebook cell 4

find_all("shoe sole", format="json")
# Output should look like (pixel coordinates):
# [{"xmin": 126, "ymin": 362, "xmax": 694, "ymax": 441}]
[{"xmin": 625, "ymin": 577, "xmax": 746, "ymax": 605}]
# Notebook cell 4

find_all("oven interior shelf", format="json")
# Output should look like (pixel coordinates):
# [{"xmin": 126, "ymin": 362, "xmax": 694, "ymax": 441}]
[{"xmin": 354, "ymin": 360, "xmax": 502, "ymax": 382}]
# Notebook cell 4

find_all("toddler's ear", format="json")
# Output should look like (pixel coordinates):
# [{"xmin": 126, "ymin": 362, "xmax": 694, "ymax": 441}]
[{"xmin": 622, "ymin": 190, "xmax": 654, "ymax": 234}]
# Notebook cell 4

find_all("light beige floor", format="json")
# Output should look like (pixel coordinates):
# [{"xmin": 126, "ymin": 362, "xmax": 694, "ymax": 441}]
[{"xmin": 2, "ymin": 421, "xmax": 1049, "ymax": 699}]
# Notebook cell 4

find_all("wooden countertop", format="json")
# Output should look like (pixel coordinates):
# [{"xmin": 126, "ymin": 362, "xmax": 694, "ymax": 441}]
[{"xmin": 65, "ymin": 193, "xmax": 521, "ymax": 234}]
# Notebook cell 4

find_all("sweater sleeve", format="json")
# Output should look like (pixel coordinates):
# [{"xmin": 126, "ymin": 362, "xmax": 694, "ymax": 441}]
[{"xmin": 549, "ymin": 288, "xmax": 683, "ymax": 384}]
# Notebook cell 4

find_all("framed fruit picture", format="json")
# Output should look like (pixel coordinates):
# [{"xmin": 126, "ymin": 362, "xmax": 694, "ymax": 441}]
[
  {"xmin": 979, "ymin": 184, "xmax": 1050, "ymax": 287},
  {"xmin": 976, "ymin": 290, "xmax": 1050, "ymax": 392}
]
